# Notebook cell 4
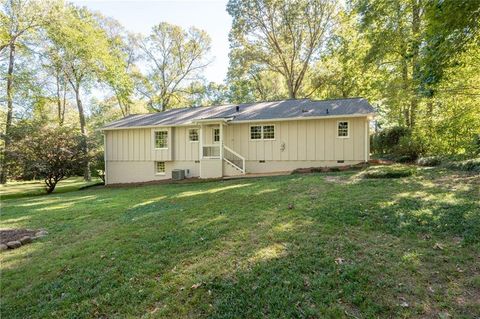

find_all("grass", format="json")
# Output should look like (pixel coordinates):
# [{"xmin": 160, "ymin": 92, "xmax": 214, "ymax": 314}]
[
  {"xmin": 0, "ymin": 177, "xmax": 102, "ymax": 200},
  {"xmin": 1, "ymin": 165, "xmax": 479, "ymax": 318},
  {"xmin": 363, "ymin": 165, "xmax": 416, "ymax": 179}
]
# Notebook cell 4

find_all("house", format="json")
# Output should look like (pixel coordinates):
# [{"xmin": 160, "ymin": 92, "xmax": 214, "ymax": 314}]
[{"xmin": 101, "ymin": 98, "xmax": 375, "ymax": 184}]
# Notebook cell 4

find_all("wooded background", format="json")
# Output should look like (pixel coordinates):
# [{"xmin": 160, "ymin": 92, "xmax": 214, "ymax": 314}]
[{"xmin": 1, "ymin": 0, "xmax": 479, "ymax": 186}]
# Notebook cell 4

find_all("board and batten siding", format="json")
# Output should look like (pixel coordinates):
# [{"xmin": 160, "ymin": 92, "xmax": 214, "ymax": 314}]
[
  {"xmin": 105, "ymin": 117, "xmax": 368, "ymax": 163},
  {"xmin": 105, "ymin": 126, "xmax": 203, "ymax": 162},
  {"xmin": 105, "ymin": 127, "xmax": 173, "ymax": 161},
  {"xmin": 223, "ymin": 117, "xmax": 368, "ymax": 161}
]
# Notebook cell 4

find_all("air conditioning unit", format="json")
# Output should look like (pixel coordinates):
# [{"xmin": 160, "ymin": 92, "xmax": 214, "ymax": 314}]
[{"xmin": 172, "ymin": 169, "xmax": 185, "ymax": 181}]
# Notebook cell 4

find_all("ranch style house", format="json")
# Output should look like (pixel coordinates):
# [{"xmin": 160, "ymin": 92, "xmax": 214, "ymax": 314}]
[{"xmin": 101, "ymin": 98, "xmax": 375, "ymax": 184}]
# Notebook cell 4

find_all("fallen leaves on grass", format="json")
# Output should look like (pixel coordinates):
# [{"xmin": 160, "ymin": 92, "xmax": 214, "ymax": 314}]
[{"xmin": 191, "ymin": 283, "xmax": 202, "ymax": 289}]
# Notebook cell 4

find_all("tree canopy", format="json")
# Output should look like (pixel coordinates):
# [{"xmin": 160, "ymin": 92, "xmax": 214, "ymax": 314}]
[{"xmin": 1, "ymin": 0, "xmax": 479, "ymax": 188}]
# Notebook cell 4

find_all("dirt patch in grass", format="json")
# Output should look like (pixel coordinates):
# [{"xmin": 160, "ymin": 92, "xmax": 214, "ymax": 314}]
[
  {"xmin": 0, "ymin": 229, "xmax": 37, "ymax": 245},
  {"xmin": 324, "ymin": 175, "xmax": 350, "ymax": 184}
]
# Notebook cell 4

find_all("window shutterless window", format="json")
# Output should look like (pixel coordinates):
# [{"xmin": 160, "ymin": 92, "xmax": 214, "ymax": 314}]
[
  {"xmin": 155, "ymin": 161, "xmax": 165, "ymax": 174},
  {"xmin": 262, "ymin": 125, "xmax": 275, "ymax": 139},
  {"xmin": 250, "ymin": 126, "xmax": 262, "ymax": 140},
  {"xmin": 189, "ymin": 129, "xmax": 199, "ymax": 142},
  {"xmin": 337, "ymin": 121, "xmax": 349, "ymax": 138},
  {"xmin": 250, "ymin": 125, "xmax": 275, "ymax": 140},
  {"xmin": 154, "ymin": 131, "xmax": 168, "ymax": 148},
  {"xmin": 213, "ymin": 128, "xmax": 220, "ymax": 142}
]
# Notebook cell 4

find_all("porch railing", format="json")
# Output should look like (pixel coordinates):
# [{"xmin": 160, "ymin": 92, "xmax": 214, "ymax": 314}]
[
  {"xmin": 223, "ymin": 145, "xmax": 245, "ymax": 174},
  {"xmin": 202, "ymin": 145, "xmax": 220, "ymax": 158}
]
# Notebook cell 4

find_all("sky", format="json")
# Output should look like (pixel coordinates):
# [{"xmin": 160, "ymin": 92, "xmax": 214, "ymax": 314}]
[{"xmin": 72, "ymin": 0, "xmax": 232, "ymax": 84}]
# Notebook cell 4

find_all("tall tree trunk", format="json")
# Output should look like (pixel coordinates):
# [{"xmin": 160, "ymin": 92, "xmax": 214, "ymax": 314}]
[
  {"xmin": 401, "ymin": 59, "xmax": 411, "ymax": 127},
  {"xmin": 74, "ymin": 87, "xmax": 91, "ymax": 181},
  {"xmin": 409, "ymin": 0, "xmax": 421, "ymax": 128},
  {"xmin": 286, "ymin": 76, "xmax": 295, "ymax": 99},
  {"xmin": 0, "ymin": 41, "xmax": 16, "ymax": 184},
  {"xmin": 56, "ymin": 72, "xmax": 64, "ymax": 126}
]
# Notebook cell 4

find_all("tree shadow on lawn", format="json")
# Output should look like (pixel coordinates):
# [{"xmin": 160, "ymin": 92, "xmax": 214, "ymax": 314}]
[{"xmin": 1, "ymin": 172, "xmax": 479, "ymax": 318}]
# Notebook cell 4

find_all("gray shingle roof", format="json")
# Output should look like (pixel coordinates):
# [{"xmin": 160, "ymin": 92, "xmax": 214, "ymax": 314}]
[{"xmin": 102, "ymin": 98, "xmax": 375, "ymax": 130}]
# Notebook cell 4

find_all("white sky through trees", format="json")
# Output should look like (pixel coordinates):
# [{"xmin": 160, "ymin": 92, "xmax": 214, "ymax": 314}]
[{"xmin": 72, "ymin": 0, "xmax": 231, "ymax": 84}]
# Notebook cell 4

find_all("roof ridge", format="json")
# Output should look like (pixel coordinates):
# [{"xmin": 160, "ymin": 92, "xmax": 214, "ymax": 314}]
[{"xmin": 310, "ymin": 97, "xmax": 364, "ymax": 102}]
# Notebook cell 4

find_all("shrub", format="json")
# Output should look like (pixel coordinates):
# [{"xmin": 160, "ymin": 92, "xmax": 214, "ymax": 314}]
[
  {"xmin": 6, "ymin": 125, "xmax": 91, "ymax": 193},
  {"xmin": 417, "ymin": 156, "xmax": 442, "ymax": 167},
  {"xmin": 467, "ymin": 134, "xmax": 480, "ymax": 156},
  {"xmin": 371, "ymin": 126, "xmax": 411, "ymax": 155},
  {"xmin": 363, "ymin": 166, "xmax": 415, "ymax": 179},
  {"xmin": 393, "ymin": 135, "xmax": 424, "ymax": 162},
  {"xmin": 445, "ymin": 158, "xmax": 480, "ymax": 172}
]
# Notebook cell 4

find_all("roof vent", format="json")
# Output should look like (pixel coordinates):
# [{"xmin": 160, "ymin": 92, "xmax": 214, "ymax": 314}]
[
  {"xmin": 302, "ymin": 108, "xmax": 309, "ymax": 113},
  {"xmin": 235, "ymin": 105, "xmax": 240, "ymax": 112},
  {"xmin": 326, "ymin": 108, "xmax": 329, "ymax": 114}
]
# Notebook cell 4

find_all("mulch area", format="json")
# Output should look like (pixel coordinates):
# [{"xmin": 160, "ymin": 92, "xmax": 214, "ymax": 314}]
[{"xmin": 0, "ymin": 229, "xmax": 37, "ymax": 245}]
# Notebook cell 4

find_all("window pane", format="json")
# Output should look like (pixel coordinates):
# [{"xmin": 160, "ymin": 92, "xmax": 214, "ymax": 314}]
[
  {"xmin": 338, "ymin": 122, "xmax": 349, "ymax": 137},
  {"xmin": 250, "ymin": 126, "xmax": 262, "ymax": 139},
  {"xmin": 155, "ymin": 131, "xmax": 168, "ymax": 148},
  {"xmin": 189, "ymin": 129, "xmax": 199, "ymax": 141},
  {"xmin": 263, "ymin": 125, "xmax": 275, "ymax": 139},
  {"xmin": 213, "ymin": 129, "xmax": 220, "ymax": 142},
  {"xmin": 156, "ymin": 161, "xmax": 165, "ymax": 174}
]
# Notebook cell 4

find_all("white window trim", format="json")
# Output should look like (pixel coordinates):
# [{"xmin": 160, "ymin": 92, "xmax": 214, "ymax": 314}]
[
  {"xmin": 262, "ymin": 124, "xmax": 276, "ymax": 141},
  {"xmin": 336, "ymin": 120, "xmax": 350, "ymax": 139},
  {"xmin": 155, "ymin": 161, "xmax": 166, "ymax": 175},
  {"xmin": 188, "ymin": 128, "xmax": 199, "ymax": 143},
  {"xmin": 153, "ymin": 129, "xmax": 169, "ymax": 149},
  {"xmin": 249, "ymin": 124, "xmax": 276, "ymax": 141},
  {"xmin": 212, "ymin": 128, "xmax": 220, "ymax": 143},
  {"xmin": 249, "ymin": 125, "xmax": 262, "ymax": 141}
]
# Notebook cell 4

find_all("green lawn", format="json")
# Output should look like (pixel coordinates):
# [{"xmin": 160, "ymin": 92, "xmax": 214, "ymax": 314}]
[
  {"xmin": 0, "ymin": 177, "xmax": 102, "ymax": 200},
  {"xmin": 1, "ymin": 166, "xmax": 479, "ymax": 318}
]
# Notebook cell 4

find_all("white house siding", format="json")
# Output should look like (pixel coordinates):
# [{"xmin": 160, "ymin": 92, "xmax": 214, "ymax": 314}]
[
  {"xmin": 105, "ymin": 128, "xmax": 172, "ymax": 161},
  {"xmin": 104, "ymin": 117, "xmax": 369, "ymax": 184},
  {"xmin": 106, "ymin": 161, "xmax": 200, "ymax": 184},
  {"xmin": 223, "ymin": 117, "xmax": 368, "ymax": 162}
]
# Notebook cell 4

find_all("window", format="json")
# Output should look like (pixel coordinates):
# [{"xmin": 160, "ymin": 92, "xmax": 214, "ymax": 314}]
[
  {"xmin": 155, "ymin": 161, "xmax": 165, "ymax": 175},
  {"xmin": 154, "ymin": 131, "xmax": 168, "ymax": 148},
  {"xmin": 213, "ymin": 128, "xmax": 220, "ymax": 142},
  {"xmin": 189, "ymin": 129, "xmax": 199, "ymax": 142},
  {"xmin": 250, "ymin": 126, "xmax": 262, "ymax": 140},
  {"xmin": 337, "ymin": 121, "xmax": 349, "ymax": 138},
  {"xmin": 250, "ymin": 125, "xmax": 275, "ymax": 140},
  {"xmin": 262, "ymin": 125, "xmax": 275, "ymax": 139}
]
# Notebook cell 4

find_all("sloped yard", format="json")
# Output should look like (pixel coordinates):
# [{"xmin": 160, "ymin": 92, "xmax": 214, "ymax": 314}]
[{"xmin": 1, "ymin": 166, "xmax": 479, "ymax": 318}]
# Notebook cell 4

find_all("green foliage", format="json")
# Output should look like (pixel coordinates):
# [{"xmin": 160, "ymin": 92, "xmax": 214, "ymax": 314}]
[
  {"xmin": 444, "ymin": 158, "xmax": 480, "ymax": 173},
  {"xmin": 227, "ymin": 0, "xmax": 337, "ymax": 99},
  {"xmin": 420, "ymin": 0, "xmax": 480, "ymax": 92},
  {"xmin": 371, "ymin": 126, "xmax": 411, "ymax": 154},
  {"xmin": 136, "ymin": 22, "xmax": 212, "ymax": 111},
  {"xmin": 6, "ymin": 124, "xmax": 91, "ymax": 193}
]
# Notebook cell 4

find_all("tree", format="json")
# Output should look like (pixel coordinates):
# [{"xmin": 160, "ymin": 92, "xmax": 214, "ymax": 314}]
[
  {"xmin": 227, "ymin": 0, "xmax": 338, "ymax": 99},
  {"xmin": 354, "ymin": 0, "xmax": 425, "ymax": 128},
  {"xmin": 136, "ymin": 22, "xmax": 212, "ymax": 111},
  {"xmin": 46, "ymin": 5, "xmax": 128, "ymax": 181},
  {"xmin": 0, "ymin": 0, "xmax": 54, "ymax": 183},
  {"xmin": 95, "ymin": 15, "xmax": 136, "ymax": 117},
  {"xmin": 6, "ymin": 125, "xmax": 89, "ymax": 193},
  {"xmin": 420, "ymin": 0, "xmax": 480, "ymax": 95}
]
